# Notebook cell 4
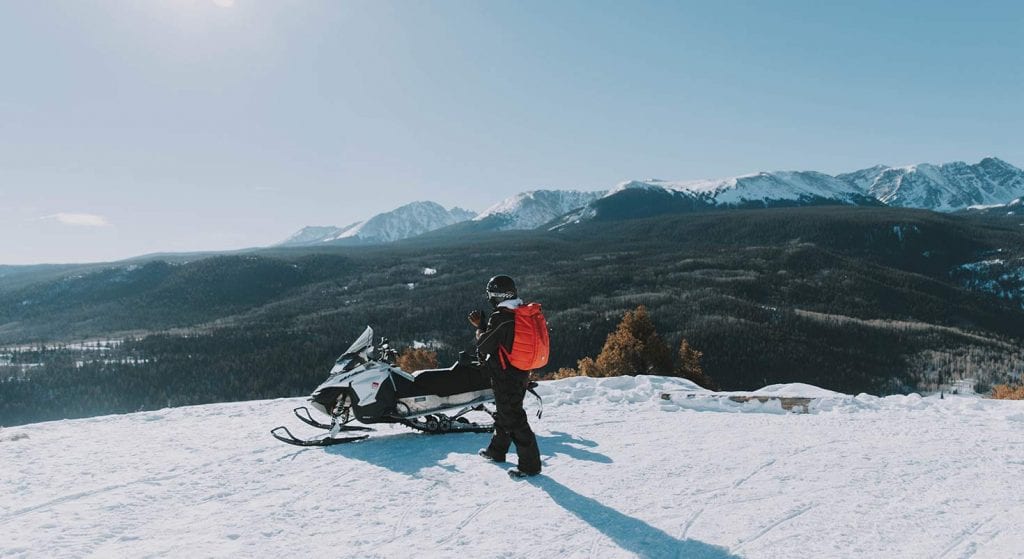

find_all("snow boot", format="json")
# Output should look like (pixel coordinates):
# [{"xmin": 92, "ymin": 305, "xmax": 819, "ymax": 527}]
[
  {"xmin": 508, "ymin": 468, "xmax": 540, "ymax": 479},
  {"xmin": 479, "ymin": 449, "xmax": 506, "ymax": 463}
]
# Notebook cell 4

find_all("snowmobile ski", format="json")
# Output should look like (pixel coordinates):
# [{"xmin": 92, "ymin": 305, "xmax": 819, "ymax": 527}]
[
  {"xmin": 292, "ymin": 406, "xmax": 372, "ymax": 432},
  {"xmin": 292, "ymin": 406, "xmax": 333, "ymax": 429},
  {"xmin": 270, "ymin": 426, "xmax": 369, "ymax": 447}
]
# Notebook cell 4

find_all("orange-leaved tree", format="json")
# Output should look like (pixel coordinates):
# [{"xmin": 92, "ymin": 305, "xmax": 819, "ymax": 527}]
[
  {"xmin": 397, "ymin": 347, "xmax": 439, "ymax": 372},
  {"xmin": 991, "ymin": 384, "xmax": 1024, "ymax": 400},
  {"xmin": 575, "ymin": 306, "xmax": 673, "ymax": 377}
]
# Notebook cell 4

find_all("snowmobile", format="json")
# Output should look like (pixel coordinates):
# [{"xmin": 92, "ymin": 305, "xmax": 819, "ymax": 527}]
[{"xmin": 271, "ymin": 326, "xmax": 501, "ymax": 447}]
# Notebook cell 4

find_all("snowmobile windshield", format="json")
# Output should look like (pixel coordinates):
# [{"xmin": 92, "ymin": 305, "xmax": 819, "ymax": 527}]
[{"xmin": 336, "ymin": 326, "xmax": 374, "ymax": 366}]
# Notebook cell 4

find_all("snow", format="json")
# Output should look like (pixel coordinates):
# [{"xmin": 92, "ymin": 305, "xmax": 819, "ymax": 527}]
[
  {"xmin": 423, "ymin": 267, "xmax": 437, "ymax": 276},
  {"xmin": 958, "ymin": 259, "xmax": 1006, "ymax": 272},
  {"xmin": 955, "ymin": 258, "xmax": 1024, "ymax": 306},
  {"xmin": 331, "ymin": 202, "xmax": 472, "ymax": 243},
  {"xmin": 278, "ymin": 225, "xmax": 347, "ymax": 247},
  {"xmin": 2, "ymin": 376, "xmax": 1023, "ymax": 558},
  {"xmin": 278, "ymin": 203, "xmax": 474, "ymax": 246},
  {"xmin": 474, "ymin": 190, "xmax": 605, "ymax": 230},
  {"xmin": 844, "ymin": 158, "xmax": 1024, "ymax": 212},
  {"xmin": 750, "ymin": 382, "xmax": 841, "ymax": 398},
  {"xmin": 608, "ymin": 171, "xmax": 865, "ymax": 207}
]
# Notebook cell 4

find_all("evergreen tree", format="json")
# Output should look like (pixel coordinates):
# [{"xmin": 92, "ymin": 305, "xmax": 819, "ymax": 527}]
[{"xmin": 674, "ymin": 338, "xmax": 718, "ymax": 390}]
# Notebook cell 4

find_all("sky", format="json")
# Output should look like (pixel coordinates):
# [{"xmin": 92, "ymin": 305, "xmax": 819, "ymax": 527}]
[{"xmin": 1, "ymin": 0, "xmax": 1022, "ymax": 264}]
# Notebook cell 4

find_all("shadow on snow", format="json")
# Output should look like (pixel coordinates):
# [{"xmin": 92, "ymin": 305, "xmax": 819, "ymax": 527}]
[
  {"xmin": 320, "ymin": 429, "xmax": 735, "ymax": 557},
  {"xmin": 323, "ymin": 429, "xmax": 611, "ymax": 476},
  {"xmin": 529, "ymin": 476, "xmax": 738, "ymax": 559}
]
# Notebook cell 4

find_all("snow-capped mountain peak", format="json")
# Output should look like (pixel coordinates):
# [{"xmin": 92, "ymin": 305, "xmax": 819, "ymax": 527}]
[
  {"xmin": 278, "ymin": 202, "xmax": 476, "ymax": 247},
  {"xmin": 280, "ymin": 157, "xmax": 1023, "ymax": 245},
  {"xmin": 473, "ymin": 189, "xmax": 605, "ymax": 230},
  {"xmin": 607, "ymin": 170, "xmax": 866, "ymax": 206},
  {"xmin": 836, "ymin": 157, "xmax": 1024, "ymax": 211},
  {"xmin": 279, "ymin": 225, "xmax": 349, "ymax": 247},
  {"xmin": 606, "ymin": 158, "xmax": 1024, "ymax": 213},
  {"xmin": 329, "ymin": 201, "xmax": 471, "ymax": 243}
]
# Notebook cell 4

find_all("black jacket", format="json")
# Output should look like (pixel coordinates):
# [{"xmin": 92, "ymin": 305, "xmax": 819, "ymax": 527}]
[{"xmin": 475, "ymin": 308, "xmax": 519, "ymax": 371}]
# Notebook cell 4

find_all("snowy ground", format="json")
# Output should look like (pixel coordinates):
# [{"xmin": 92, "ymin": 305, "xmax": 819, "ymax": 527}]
[{"xmin": 2, "ymin": 376, "xmax": 1023, "ymax": 558}]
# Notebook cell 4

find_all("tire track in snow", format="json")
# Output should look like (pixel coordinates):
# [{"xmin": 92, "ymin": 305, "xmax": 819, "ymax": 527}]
[
  {"xmin": 0, "ymin": 473, "xmax": 182, "ymax": 524},
  {"xmin": 937, "ymin": 516, "xmax": 993, "ymax": 558},
  {"xmin": 1, "ymin": 445, "xmax": 278, "ymax": 524},
  {"xmin": 435, "ymin": 501, "xmax": 495, "ymax": 546},
  {"xmin": 391, "ymin": 508, "xmax": 411, "ymax": 540},
  {"xmin": 679, "ymin": 459, "xmax": 776, "ymax": 540},
  {"xmin": 587, "ymin": 533, "xmax": 601, "ymax": 557},
  {"xmin": 733, "ymin": 459, "xmax": 777, "ymax": 489},
  {"xmin": 278, "ymin": 469, "xmax": 357, "ymax": 509},
  {"xmin": 733, "ymin": 503, "xmax": 816, "ymax": 552},
  {"xmin": 680, "ymin": 507, "xmax": 704, "ymax": 540}
]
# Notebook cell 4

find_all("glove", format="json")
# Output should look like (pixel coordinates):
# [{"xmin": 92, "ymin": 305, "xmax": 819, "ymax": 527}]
[{"xmin": 467, "ymin": 309, "xmax": 483, "ymax": 329}]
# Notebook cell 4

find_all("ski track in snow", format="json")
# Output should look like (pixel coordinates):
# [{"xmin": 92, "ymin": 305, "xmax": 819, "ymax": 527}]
[{"xmin": 2, "ymin": 376, "xmax": 1024, "ymax": 558}]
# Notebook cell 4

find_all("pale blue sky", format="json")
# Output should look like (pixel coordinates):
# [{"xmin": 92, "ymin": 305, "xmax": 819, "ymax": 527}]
[{"xmin": 2, "ymin": 0, "xmax": 1022, "ymax": 264}]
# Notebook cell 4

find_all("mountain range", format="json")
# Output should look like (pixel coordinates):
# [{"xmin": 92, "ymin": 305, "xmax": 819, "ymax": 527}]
[
  {"xmin": 837, "ymin": 157, "xmax": 1024, "ymax": 211},
  {"xmin": 280, "ymin": 202, "xmax": 475, "ymax": 247},
  {"xmin": 280, "ymin": 157, "xmax": 1024, "ymax": 246}
]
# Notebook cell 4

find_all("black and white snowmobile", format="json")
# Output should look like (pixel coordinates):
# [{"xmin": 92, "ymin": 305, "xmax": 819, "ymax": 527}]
[{"xmin": 271, "ymin": 326, "xmax": 498, "ymax": 447}]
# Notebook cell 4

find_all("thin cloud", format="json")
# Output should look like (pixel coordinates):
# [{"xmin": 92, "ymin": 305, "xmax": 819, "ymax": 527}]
[{"xmin": 39, "ymin": 213, "xmax": 111, "ymax": 227}]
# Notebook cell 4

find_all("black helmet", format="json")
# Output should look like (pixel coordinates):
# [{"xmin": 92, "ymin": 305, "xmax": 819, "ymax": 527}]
[{"xmin": 486, "ymin": 275, "xmax": 517, "ymax": 307}]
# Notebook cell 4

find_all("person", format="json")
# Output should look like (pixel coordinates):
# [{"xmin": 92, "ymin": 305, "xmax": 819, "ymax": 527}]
[{"xmin": 468, "ymin": 275, "xmax": 542, "ymax": 477}]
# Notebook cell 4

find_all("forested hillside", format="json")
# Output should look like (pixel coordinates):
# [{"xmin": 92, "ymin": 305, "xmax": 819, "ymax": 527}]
[{"xmin": 2, "ymin": 206, "xmax": 1023, "ymax": 425}]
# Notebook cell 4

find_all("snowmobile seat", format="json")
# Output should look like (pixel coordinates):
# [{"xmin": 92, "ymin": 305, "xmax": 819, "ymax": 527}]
[{"xmin": 411, "ymin": 361, "xmax": 490, "ymax": 397}]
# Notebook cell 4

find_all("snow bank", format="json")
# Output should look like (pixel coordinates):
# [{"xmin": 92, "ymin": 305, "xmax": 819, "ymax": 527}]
[
  {"xmin": 541, "ymin": 376, "xmax": 1024, "ymax": 421},
  {"xmin": 536, "ymin": 375, "xmax": 703, "ymax": 408}
]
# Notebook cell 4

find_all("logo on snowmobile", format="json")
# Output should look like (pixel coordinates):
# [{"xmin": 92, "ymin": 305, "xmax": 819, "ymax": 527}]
[{"xmin": 371, "ymin": 382, "xmax": 380, "ymax": 389}]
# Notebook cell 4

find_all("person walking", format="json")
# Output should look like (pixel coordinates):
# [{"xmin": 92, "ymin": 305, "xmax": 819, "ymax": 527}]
[{"xmin": 468, "ymin": 275, "xmax": 543, "ymax": 478}]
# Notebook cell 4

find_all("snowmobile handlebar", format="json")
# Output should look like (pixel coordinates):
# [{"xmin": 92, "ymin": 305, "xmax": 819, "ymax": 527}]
[{"xmin": 377, "ymin": 337, "xmax": 399, "ymax": 364}]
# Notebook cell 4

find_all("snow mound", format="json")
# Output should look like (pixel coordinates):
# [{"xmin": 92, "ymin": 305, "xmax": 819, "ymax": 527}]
[
  {"xmin": 650, "ymin": 378, "xmax": 1024, "ymax": 419},
  {"xmin": 538, "ymin": 375, "xmax": 703, "ymax": 407},
  {"xmin": 751, "ymin": 383, "xmax": 842, "ymax": 398}
]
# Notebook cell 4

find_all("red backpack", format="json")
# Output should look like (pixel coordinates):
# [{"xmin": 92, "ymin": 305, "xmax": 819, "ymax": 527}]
[{"xmin": 498, "ymin": 303, "xmax": 550, "ymax": 371}]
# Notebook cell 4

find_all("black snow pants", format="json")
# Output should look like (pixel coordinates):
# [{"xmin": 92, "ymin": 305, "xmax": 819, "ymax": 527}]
[{"xmin": 485, "ymin": 368, "xmax": 541, "ymax": 474}]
